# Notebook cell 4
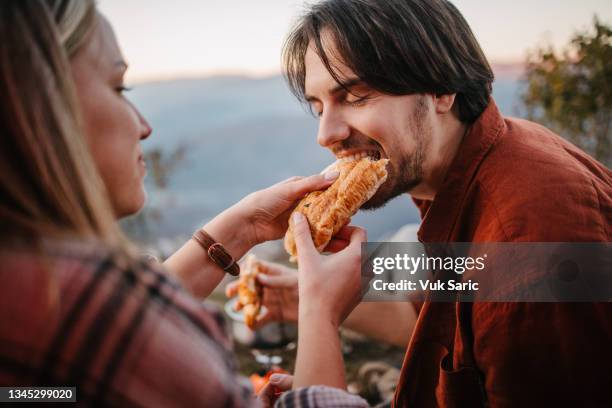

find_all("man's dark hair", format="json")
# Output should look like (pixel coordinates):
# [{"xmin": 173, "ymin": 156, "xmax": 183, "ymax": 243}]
[{"xmin": 283, "ymin": 0, "xmax": 494, "ymax": 123}]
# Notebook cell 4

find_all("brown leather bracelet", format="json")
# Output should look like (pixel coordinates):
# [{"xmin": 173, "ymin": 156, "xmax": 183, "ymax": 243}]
[{"xmin": 192, "ymin": 229, "xmax": 240, "ymax": 276}]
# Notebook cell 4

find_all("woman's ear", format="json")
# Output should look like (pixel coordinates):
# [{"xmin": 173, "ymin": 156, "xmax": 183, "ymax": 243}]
[{"xmin": 433, "ymin": 94, "xmax": 456, "ymax": 114}]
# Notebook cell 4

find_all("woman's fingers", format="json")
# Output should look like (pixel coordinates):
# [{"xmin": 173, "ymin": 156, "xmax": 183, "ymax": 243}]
[
  {"xmin": 348, "ymin": 226, "xmax": 368, "ymax": 248},
  {"xmin": 323, "ymin": 239, "xmax": 350, "ymax": 253},
  {"xmin": 257, "ymin": 381, "xmax": 276, "ymax": 407},
  {"xmin": 321, "ymin": 223, "xmax": 359, "ymax": 253},
  {"xmin": 258, "ymin": 374, "xmax": 293, "ymax": 407},
  {"xmin": 333, "ymin": 223, "xmax": 355, "ymax": 240},
  {"xmin": 280, "ymin": 171, "xmax": 339, "ymax": 200},
  {"xmin": 325, "ymin": 226, "xmax": 367, "ymax": 256},
  {"xmin": 271, "ymin": 175, "xmax": 304, "ymax": 187},
  {"xmin": 269, "ymin": 373, "xmax": 293, "ymax": 391},
  {"xmin": 291, "ymin": 213, "xmax": 317, "ymax": 265}
]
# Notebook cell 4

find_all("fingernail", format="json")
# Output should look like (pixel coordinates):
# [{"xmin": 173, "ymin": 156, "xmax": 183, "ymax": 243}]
[
  {"xmin": 324, "ymin": 170, "xmax": 340, "ymax": 180},
  {"xmin": 258, "ymin": 274, "xmax": 269, "ymax": 282},
  {"xmin": 269, "ymin": 374, "xmax": 282, "ymax": 384},
  {"xmin": 292, "ymin": 212, "xmax": 304, "ymax": 225}
]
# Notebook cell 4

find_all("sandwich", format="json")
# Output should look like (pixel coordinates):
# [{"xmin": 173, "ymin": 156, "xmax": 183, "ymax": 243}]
[
  {"xmin": 236, "ymin": 254, "xmax": 264, "ymax": 329},
  {"xmin": 284, "ymin": 157, "xmax": 389, "ymax": 262}
]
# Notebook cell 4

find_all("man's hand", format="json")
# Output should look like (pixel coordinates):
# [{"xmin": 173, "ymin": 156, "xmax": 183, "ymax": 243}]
[{"xmin": 226, "ymin": 260, "xmax": 299, "ymax": 329}]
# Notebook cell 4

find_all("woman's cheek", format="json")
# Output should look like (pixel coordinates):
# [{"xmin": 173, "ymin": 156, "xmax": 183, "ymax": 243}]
[{"xmin": 113, "ymin": 166, "xmax": 147, "ymax": 217}]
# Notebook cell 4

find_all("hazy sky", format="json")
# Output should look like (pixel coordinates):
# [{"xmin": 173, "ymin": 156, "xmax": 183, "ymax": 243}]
[{"xmin": 98, "ymin": 0, "xmax": 612, "ymax": 83}]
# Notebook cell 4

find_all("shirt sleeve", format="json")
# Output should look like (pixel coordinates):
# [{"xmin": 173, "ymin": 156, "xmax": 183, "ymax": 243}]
[
  {"xmin": 40, "ymin": 252, "xmax": 261, "ymax": 407},
  {"xmin": 108, "ymin": 261, "xmax": 261, "ymax": 407},
  {"xmin": 275, "ymin": 386, "xmax": 369, "ymax": 408}
]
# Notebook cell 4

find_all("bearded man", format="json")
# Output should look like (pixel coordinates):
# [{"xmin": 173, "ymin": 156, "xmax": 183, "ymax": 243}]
[{"xmin": 230, "ymin": 1, "xmax": 612, "ymax": 406}]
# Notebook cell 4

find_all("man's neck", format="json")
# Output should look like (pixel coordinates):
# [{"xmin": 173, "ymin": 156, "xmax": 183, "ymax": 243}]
[{"xmin": 409, "ymin": 120, "xmax": 468, "ymax": 201}]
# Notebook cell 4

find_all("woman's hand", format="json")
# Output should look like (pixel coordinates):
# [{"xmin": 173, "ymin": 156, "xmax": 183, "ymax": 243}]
[
  {"xmin": 163, "ymin": 172, "xmax": 337, "ymax": 301},
  {"xmin": 293, "ymin": 212, "xmax": 367, "ymax": 327},
  {"xmin": 291, "ymin": 212, "xmax": 367, "ymax": 389},
  {"xmin": 232, "ymin": 171, "xmax": 339, "ymax": 249},
  {"xmin": 226, "ymin": 260, "xmax": 299, "ymax": 329},
  {"xmin": 257, "ymin": 374, "xmax": 293, "ymax": 408}
]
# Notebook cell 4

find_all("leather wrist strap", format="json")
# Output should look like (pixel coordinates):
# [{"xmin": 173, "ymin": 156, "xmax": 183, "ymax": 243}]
[{"xmin": 192, "ymin": 229, "xmax": 240, "ymax": 276}]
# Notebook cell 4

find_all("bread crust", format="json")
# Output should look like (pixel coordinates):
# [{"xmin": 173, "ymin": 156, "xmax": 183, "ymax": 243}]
[{"xmin": 284, "ymin": 158, "xmax": 388, "ymax": 262}]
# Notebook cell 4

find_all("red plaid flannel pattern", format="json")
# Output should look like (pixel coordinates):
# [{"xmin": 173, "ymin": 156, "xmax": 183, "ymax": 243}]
[{"xmin": 0, "ymin": 239, "xmax": 367, "ymax": 407}]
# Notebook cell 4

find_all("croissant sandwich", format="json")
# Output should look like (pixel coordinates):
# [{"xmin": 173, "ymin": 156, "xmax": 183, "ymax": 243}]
[
  {"xmin": 284, "ymin": 157, "xmax": 389, "ymax": 262},
  {"xmin": 236, "ymin": 254, "xmax": 264, "ymax": 329}
]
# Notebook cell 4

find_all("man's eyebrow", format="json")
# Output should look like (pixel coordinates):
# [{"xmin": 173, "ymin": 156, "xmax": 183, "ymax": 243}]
[
  {"xmin": 305, "ymin": 77, "xmax": 364, "ymax": 102},
  {"xmin": 330, "ymin": 78, "xmax": 362, "ymax": 95}
]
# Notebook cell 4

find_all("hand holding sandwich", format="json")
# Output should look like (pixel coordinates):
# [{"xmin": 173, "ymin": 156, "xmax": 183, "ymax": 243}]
[
  {"xmin": 235, "ymin": 171, "xmax": 342, "ymax": 249},
  {"xmin": 165, "ymin": 171, "xmax": 339, "ymax": 299},
  {"xmin": 291, "ymin": 212, "xmax": 367, "ymax": 390},
  {"xmin": 225, "ymin": 225, "xmax": 356, "ymax": 329}
]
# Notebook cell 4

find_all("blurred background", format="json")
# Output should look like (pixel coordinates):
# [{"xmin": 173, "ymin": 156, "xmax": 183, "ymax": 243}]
[{"xmin": 96, "ymin": 1, "xmax": 611, "ymax": 402}]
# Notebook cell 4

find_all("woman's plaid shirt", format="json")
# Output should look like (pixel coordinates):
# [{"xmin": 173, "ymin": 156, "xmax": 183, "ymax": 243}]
[{"xmin": 0, "ymin": 240, "xmax": 367, "ymax": 407}]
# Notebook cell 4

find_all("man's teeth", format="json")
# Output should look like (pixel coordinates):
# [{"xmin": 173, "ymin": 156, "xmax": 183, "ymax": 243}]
[{"xmin": 341, "ymin": 150, "xmax": 380, "ymax": 161}]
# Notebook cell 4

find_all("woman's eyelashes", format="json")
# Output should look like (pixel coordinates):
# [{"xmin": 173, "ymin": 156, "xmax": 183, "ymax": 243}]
[{"xmin": 115, "ymin": 85, "xmax": 132, "ymax": 94}]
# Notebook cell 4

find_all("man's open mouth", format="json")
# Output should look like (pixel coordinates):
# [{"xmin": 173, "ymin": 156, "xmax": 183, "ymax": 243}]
[{"xmin": 336, "ymin": 149, "xmax": 383, "ymax": 161}]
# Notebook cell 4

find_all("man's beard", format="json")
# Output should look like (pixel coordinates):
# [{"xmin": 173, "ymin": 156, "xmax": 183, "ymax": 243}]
[{"xmin": 362, "ymin": 97, "xmax": 428, "ymax": 210}]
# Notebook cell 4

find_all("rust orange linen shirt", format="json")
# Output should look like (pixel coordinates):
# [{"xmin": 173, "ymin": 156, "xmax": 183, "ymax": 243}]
[{"xmin": 393, "ymin": 100, "xmax": 612, "ymax": 407}]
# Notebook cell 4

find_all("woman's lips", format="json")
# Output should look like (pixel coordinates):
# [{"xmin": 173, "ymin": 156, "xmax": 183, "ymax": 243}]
[{"xmin": 138, "ymin": 154, "xmax": 147, "ymax": 174}]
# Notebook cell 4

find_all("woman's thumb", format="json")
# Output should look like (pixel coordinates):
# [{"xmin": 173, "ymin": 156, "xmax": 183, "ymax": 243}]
[
  {"xmin": 269, "ymin": 373, "xmax": 293, "ymax": 391},
  {"xmin": 291, "ymin": 212, "xmax": 316, "ymax": 263}
]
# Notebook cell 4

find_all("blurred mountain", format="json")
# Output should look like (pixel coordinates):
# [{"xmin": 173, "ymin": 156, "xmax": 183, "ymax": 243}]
[{"xmin": 126, "ymin": 67, "xmax": 523, "ymax": 243}]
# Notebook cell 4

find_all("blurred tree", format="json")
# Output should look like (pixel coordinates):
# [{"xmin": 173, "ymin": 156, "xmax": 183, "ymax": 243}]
[
  {"xmin": 521, "ymin": 17, "xmax": 611, "ymax": 166},
  {"xmin": 120, "ymin": 145, "xmax": 187, "ymax": 245},
  {"xmin": 146, "ymin": 145, "xmax": 187, "ymax": 189}
]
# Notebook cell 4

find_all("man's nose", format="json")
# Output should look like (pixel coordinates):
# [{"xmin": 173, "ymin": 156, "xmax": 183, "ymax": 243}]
[{"xmin": 317, "ymin": 109, "xmax": 350, "ymax": 148}]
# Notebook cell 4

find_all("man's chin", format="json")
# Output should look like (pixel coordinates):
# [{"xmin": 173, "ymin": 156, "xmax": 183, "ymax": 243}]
[
  {"xmin": 361, "ymin": 179, "xmax": 420, "ymax": 210},
  {"xmin": 361, "ymin": 189, "xmax": 401, "ymax": 210},
  {"xmin": 361, "ymin": 198, "xmax": 389, "ymax": 211}
]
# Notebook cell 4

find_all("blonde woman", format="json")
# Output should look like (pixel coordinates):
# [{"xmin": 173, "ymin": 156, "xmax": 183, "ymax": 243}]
[{"xmin": 0, "ymin": 1, "xmax": 369, "ymax": 406}]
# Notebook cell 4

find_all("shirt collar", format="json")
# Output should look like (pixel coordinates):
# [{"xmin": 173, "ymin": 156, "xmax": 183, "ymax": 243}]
[{"xmin": 417, "ymin": 99, "xmax": 506, "ymax": 242}]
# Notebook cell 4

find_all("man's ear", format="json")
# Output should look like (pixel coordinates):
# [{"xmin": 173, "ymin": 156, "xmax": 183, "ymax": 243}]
[{"xmin": 433, "ymin": 94, "xmax": 456, "ymax": 114}]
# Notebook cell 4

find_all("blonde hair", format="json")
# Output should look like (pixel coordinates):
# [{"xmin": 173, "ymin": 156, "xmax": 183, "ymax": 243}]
[
  {"xmin": 50, "ymin": 0, "xmax": 97, "ymax": 57},
  {"xmin": 0, "ymin": 0, "xmax": 134, "ymax": 255}
]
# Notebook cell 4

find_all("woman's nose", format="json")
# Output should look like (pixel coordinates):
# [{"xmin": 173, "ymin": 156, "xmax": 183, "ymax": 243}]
[
  {"xmin": 139, "ymin": 114, "xmax": 152, "ymax": 140},
  {"xmin": 130, "ymin": 100, "xmax": 152, "ymax": 140}
]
